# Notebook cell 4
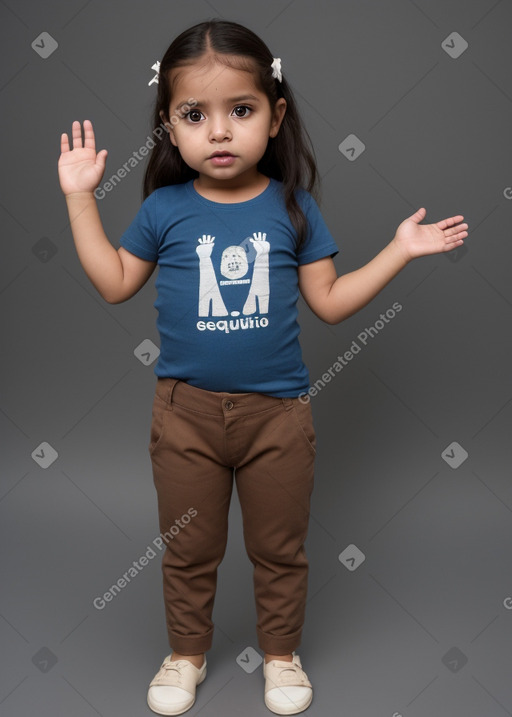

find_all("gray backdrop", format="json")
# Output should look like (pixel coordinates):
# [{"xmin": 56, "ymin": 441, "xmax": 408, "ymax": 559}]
[{"xmin": 1, "ymin": 0, "xmax": 512, "ymax": 715}]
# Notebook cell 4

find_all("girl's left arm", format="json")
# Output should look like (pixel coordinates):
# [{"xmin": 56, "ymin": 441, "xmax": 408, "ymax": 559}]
[{"xmin": 298, "ymin": 207, "xmax": 468, "ymax": 325}]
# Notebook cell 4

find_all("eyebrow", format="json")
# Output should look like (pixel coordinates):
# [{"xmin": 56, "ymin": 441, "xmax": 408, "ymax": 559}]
[{"xmin": 175, "ymin": 95, "xmax": 260, "ymax": 111}]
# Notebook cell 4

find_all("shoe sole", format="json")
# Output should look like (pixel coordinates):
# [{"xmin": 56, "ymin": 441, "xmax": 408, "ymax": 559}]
[
  {"xmin": 264, "ymin": 689, "xmax": 313, "ymax": 715},
  {"xmin": 147, "ymin": 668, "xmax": 207, "ymax": 716}
]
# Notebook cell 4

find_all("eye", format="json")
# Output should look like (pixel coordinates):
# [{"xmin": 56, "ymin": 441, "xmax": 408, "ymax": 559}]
[
  {"xmin": 185, "ymin": 109, "xmax": 204, "ymax": 123},
  {"xmin": 232, "ymin": 105, "xmax": 251, "ymax": 118}
]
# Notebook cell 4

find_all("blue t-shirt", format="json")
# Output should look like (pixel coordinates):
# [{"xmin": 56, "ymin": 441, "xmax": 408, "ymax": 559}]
[{"xmin": 120, "ymin": 178, "xmax": 338, "ymax": 397}]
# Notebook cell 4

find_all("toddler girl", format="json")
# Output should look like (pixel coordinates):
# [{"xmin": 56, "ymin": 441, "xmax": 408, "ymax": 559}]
[{"xmin": 58, "ymin": 18, "xmax": 467, "ymax": 716}]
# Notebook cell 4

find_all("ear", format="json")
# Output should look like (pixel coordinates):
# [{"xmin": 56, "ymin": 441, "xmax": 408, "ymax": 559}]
[
  {"xmin": 159, "ymin": 109, "xmax": 178, "ymax": 146},
  {"xmin": 269, "ymin": 98, "xmax": 287, "ymax": 138}
]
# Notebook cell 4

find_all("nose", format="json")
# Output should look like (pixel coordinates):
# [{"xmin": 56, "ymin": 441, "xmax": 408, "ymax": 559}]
[{"xmin": 209, "ymin": 114, "xmax": 232, "ymax": 142}]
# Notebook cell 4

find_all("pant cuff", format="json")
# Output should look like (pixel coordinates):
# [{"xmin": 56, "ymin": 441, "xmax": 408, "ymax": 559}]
[
  {"xmin": 257, "ymin": 625, "xmax": 302, "ymax": 654},
  {"xmin": 168, "ymin": 626, "xmax": 214, "ymax": 654}
]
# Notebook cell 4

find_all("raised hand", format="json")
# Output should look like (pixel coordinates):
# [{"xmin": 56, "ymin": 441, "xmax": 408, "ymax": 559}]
[
  {"xmin": 392, "ymin": 207, "xmax": 468, "ymax": 263},
  {"xmin": 249, "ymin": 231, "xmax": 270, "ymax": 255},
  {"xmin": 58, "ymin": 120, "xmax": 108, "ymax": 196},
  {"xmin": 196, "ymin": 234, "xmax": 216, "ymax": 258}
]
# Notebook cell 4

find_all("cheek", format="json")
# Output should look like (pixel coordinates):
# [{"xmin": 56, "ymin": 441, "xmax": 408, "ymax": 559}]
[
  {"xmin": 171, "ymin": 120, "xmax": 194, "ymax": 140},
  {"xmin": 253, "ymin": 121, "xmax": 274, "ymax": 146},
  {"xmin": 171, "ymin": 128, "xmax": 199, "ymax": 153},
  {"xmin": 168, "ymin": 124, "xmax": 183, "ymax": 147}
]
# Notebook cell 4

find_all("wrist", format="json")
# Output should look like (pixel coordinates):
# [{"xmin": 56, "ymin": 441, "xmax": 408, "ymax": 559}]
[
  {"xmin": 388, "ymin": 235, "xmax": 411, "ymax": 268},
  {"xmin": 65, "ymin": 190, "xmax": 97, "ymax": 201}
]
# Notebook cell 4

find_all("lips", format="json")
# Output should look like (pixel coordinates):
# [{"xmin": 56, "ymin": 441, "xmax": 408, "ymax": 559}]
[{"xmin": 209, "ymin": 151, "xmax": 234, "ymax": 158}]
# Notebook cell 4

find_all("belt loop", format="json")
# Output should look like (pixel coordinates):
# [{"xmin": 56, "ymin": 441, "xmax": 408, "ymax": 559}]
[
  {"xmin": 166, "ymin": 378, "xmax": 180, "ymax": 411},
  {"xmin": 282, "ymin": 397, "xmax": 293, "ymax": 411}
]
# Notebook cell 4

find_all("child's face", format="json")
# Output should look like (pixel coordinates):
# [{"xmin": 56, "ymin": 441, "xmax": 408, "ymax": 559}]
[{"xmin": 161, "ymin": 60, "xmax": 286, "ymax": 190}]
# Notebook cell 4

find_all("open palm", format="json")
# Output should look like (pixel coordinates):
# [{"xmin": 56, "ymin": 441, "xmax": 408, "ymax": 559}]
[
  {"xmin": 58, "ymin": 120, "xmax": 108, "ymax": 196},
  {"xmin": 393, "ymin": 207, "xmax": 468, "ymax": 262}
]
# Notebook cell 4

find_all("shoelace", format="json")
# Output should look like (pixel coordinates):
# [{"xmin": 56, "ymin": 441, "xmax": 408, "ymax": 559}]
[
  {"xmin": 153, "ymin": 660, "xmax": 189, "ymax": 685},
  {"xmin": 270, "ymin": 661, "xmax": 308, "ymax": 685}
]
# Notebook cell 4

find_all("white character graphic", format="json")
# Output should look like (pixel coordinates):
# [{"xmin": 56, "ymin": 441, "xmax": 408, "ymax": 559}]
[
  {"xmin": 220, "ymin": 246, "xmax": 249, "ymax": 280},
  {"xmin": 196, "ymin": 235, "xmax": 228, "ymax": 317},
  {"xmin": 242, "ymin": 232, "xmax": 269, "ymax": 315},
  {"xmin": 196, "ymin": 232, "xmax": 270, "ymax": 317}
]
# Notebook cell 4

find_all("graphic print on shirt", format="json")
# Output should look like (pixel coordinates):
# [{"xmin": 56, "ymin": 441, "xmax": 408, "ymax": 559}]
[{"xmin": 195, "ymin": 232, "xmax": 270, "ymax": 334}]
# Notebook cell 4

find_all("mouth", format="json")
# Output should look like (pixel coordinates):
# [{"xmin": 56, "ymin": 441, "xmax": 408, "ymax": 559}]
[
  {"xmin": 209, "ymin": 151, "xmax": 235, "ymax": 158},
  {"xmin": 208, "ymin": 151, "xmax": 237, "ymax": 167}
]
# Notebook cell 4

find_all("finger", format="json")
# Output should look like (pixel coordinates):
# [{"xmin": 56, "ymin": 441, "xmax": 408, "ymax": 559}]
[
  {"xmin": 409, "ymin": 207, "xmax": 427, "ymax": 224},
  {"xmin": 83, "ymin": 119, "xmax": 96, "ymax": 150},
  {"xmin": 453, "ymin": 229, "xmax": 468, "ymax": 240},
  {"xmin": 60, "ymin": 132, "xmax": 69, "ymax": 153},
  {"xmin": 445, "ymin": 222, "xmax": 468, "ymax": 237},
  {"xmin": 96, "ymin": 149, "xmax": 108, "ymax": 169},
  {"xmin": 445, "ymin": 231, "xmax": 467, "ymax": 246},
  {"xmin": 444, "ymin": 238, "xmax": 465, "ymax": 251},
  {"xmin": 436, "ymin": 214, "xmax": 465, "ymax": 230},
  {"xmin": 71, "ymin": 120, "xmax": 83, "ymax": 149}
]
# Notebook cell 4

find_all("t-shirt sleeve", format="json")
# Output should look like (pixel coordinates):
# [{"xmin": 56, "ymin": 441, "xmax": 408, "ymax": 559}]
[
  {"xmin": 119, "ymin": 190, "xmax": 159, "ymax": 262},
  {"xmin": 295, "ymin": 191, "xmax": 339, "ymax": 265}
]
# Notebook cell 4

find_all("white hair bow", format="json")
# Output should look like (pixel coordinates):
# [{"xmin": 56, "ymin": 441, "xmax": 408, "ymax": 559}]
[{"xmin": 271, "ymin": 57, "xmax": 282, "ymax": 82}]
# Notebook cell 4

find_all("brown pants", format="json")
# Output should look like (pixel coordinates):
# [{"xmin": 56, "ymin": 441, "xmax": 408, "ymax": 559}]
[{"xmin": 148, "ymin": 377, "xmax": 316, "ymax": 655}]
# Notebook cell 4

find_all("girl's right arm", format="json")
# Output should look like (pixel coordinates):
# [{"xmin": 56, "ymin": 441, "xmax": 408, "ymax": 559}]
[{"xmin": 58, "ymin": 120, "xmax": 156, "ymax": 304}]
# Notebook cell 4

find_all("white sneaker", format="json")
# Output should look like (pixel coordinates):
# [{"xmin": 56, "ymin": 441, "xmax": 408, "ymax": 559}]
[
  {"xmin": 263, "ymin": 653, "xmax": 313, "ymax": 714},
  {"xmin": 147, "ymin": 654, "xmax": 207, "ymax": 715}
]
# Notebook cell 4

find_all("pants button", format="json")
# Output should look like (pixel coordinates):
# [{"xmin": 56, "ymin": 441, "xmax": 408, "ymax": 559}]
[{"xmin": 224, "ymin": 400, "xmax": 234, "ymax": 410}]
